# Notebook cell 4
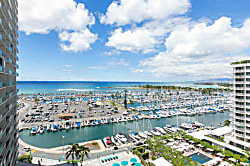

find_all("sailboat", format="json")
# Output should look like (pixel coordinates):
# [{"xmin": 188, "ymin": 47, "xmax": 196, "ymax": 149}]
[
  {"xmin": 139, "ymin": 118, "xmax": 148, "ymax": 139},
  {"xmin": 144, "ymin": 120, "xmax": 153, "ymax": 137}
]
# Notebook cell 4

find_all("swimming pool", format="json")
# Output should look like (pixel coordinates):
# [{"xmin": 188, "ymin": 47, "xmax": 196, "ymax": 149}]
[{"xmin": 189, "ymin": 152, "xmax": 212, "ymax": 164}]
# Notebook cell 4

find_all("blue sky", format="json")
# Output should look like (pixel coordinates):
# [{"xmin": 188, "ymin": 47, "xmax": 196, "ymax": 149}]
[{"xmin": 18, "ymin": 0, "xmax": 250, "ymax": 82}]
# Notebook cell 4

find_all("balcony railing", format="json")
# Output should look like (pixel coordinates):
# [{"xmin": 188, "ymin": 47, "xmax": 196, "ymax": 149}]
[
  {"xmin": 235, "ymin": 133, "xmax": 245, "ymax": 137},
  {"xmin": 234, "ymin": 81, "xmax": 245, "ymax": 84},
  {"xmin": 234, "ymin": 75, "xmax": 245, "ymax": 78},
  {"xmin": 234, "ymin": 69, "xmax": 245, "ymax": 73},
  {"xmin": 235, "ymin": 87, "xmax": 245, "ymax": 90}
]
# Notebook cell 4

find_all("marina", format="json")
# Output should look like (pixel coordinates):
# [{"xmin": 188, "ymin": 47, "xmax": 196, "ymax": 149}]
[
  {"xmin": 16, "ymin": 82, "xmax": 237, "ymax": 165},
  {"xmin": 20, "ymin": 111, "xmax": 230, "ymax": 148}
]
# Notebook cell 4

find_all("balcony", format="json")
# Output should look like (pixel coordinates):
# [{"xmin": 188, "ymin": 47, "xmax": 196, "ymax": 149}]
[
  {"xmin": 234, "ymin": 69, "xmax": 245, "ymax": 73},
  {"xmin": 246, "ymin": 135, "xmax": 250, "ymax": 139},
  {"xmin": 235, "ymin": 127, "xmax": 245, "ymax": 132},
  {"xmin": 234, "ymin": 75, "xmax": 245, "ymax": 78},
  {"xmin": 235, "ymin": 104, "xmax": 245, "ymax": 108},
  {"xmin": 235, "ymin": 87, "xmax": 245, "ymax": 90},
  {"xmin": 234, "ymin": 81, "xmax": 245, "ymax": 84},
  {"xmin": 235, "ymin": 132, "xmax": 245, "ymax": 137},
  {"xmin": 234, "ymin": 98, "xmax": 245, "ymax": 102},
  {"xmin": 235, "ymin": 92, "xmax": 245, "ymax": 96},
  {"xmin": 235, "ymin": 122, "xmax": 245, "ymax": 126}
]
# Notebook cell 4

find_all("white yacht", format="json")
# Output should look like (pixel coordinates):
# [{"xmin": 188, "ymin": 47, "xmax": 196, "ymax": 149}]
[
  {"xmin": 39, "ymin": 126, "xmax": 44, "ymax": 134},
  {"xmin": 180, "ymin": 123, "xmax": 193, "ymax": 130},
  {"xmin": 151, "ymin": 129, "xmax": 161, "ymax": 136},
  {"xmin": 138, "ymin": 132, "xmax": 148, "ymax": 139},
  {"xmin": 115, "ymin": 133, "xmax": 127, "ymax": 144},
  {"xmin": 155, "ymin": 127, "xmax": 167, "ymax": 135},
  {"xmin": 111, "ymin": 136, "xmax": 120, "ymax": 146},
  {"xmin": 144, "ymin": 131, "xmax": 153, "ymax": 137}
]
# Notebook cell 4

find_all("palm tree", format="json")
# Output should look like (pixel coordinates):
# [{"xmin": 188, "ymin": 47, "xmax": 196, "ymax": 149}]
[
  {"xmin": 66, "ymin": 143, "xmax": 80, "ymax": 165},
  {"xmin": 77, "ymin": 145, "xmax": 90, "ymax": 166}
]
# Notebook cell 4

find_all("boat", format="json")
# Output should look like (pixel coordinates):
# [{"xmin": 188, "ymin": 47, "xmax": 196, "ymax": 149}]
[
  {"xmin": 65, "ymin": 122, "xmax": 70, "ymax": 130},
  {"xmin": 180, "ymin": 123, "xmax": 193, "ymax": 130},
  {"xmin": 58, "ymin": 124, "xmax": 63, "ymax": 130},
  {"xmin": 103, "ymin": 136, "xmax": 112, "ymax": 147},
  {"xmin": 164, "ymin": 125, "xmax": 177, "ymax": 133},
  {"xmin": 30, "ymin": 126, "xmax": 37, "ymax": 135},
  {"xmin": 111, "ymin": 136, "xmax": 120, "ymax": 146},
  {"xmin": 155, "ymin": 127, "xmax": 167, "ymax": 135},
  {"xmin": 115, "ymin": 133, "xmax": 127, "ymax": 144},
  {"xmin": 75, "ymin": 122, "xmax": 80, "ymax": 128},
  {"xmin": 46, "ymin": 124, "xmax": 51, "ymax": 132},
  {"xmin": 129, "ymin": 132, "xmax": 141, "ymax": 140},
  {"xmin": 138, "ymin": 132, "xmax": 148, "ymax": 139},
  {"xmin": 151, "ymin": 129, "xmax": 161, "ymax": 136},
  {"xmin": 39, "ymin": 126, "xmax": 44, "ymax": 134},
  {"xmin": 51, "ymin": 124, "xmax": 58, "ymax": 132}
]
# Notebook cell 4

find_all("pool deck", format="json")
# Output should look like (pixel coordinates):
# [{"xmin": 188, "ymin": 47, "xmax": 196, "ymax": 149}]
[
  {"xmin": 184, "ymin": 148, "xmax": 215, "ymax": 159},
  {"xmin": 184, "ymin": 148, "xmax": 216, "ymax": 165}
]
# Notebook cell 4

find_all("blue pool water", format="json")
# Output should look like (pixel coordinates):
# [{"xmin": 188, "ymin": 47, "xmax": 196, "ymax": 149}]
[{"xmin": 189, "ymin": 152, "xmax": 212, "ymax": 164}]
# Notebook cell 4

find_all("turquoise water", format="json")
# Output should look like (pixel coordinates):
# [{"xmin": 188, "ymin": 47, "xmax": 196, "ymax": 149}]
[
  {"xmin": 20, "ymin": 111, "xmax": 230, "ymax": 148},
  {"xmin": 17, "ymin": 81, "xmax": 219, "ymax": 94},
  {"xmin": 189, "ymin": 152, "xmax": 212, "ymax": 164}
]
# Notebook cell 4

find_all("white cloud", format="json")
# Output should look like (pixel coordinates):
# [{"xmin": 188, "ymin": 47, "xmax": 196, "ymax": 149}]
[
  {"xmin": 100, "ymin": 0, "xmax": 190, "ymax": 25},
  {"xmin": 59, "ymin": 29, "xmax": 98, "ymax": 52},
  {"xmin": 102, "ymin": 0, "xmax": 191, "ymax": 53},
  {"xmin": 104, "ymin": 50, "xmax": 121, "ymax": 56},
  {"xmin": 19, "ymin": 0, "xmax": 97, "ymax": 52},
  {"xmin": 19, "ymin": 0, "xmax": 95, "ymax": 34},
  {"xmin": 106, "ymin": 28, "xmax": 159, "ymax": 52},
  {"xmin": 139, "ymin": 17, "xmax": 250, "ymax": 80},
  {"xmin": 105, "ymin": 17, "xmax": 190, "ymax": 53},
  {"xmin": 62, "ymin": 69, "xmax": 72, "ymax": 72},
  {"xmin": 89, "ymin": 66, "xmax": 106, "ymax": 70},
  {"xmin": 108, "ymin": 58, "xmax": 130, "ymax": 66},
  {"xmin": 64, "ymin": 65, "xmax": 72, "ymax": 67}
]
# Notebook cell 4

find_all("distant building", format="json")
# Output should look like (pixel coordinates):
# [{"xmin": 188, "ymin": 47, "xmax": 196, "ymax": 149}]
[
  {"xmin": 229, "ymin": 60, "xmax": 250, "ymax": 151},
  {"xmin": 0, "ymin": 0, "xmax": 19, "ymax": 165}
]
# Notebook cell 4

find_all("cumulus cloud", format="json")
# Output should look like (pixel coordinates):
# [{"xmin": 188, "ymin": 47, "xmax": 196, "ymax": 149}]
[
  {"xmin": 138, "ymin": 17, "xmax": 250, "ymax": 80},
  {"xmin": 103, "ymin": 0, "xmax": 191, "ymax": 53},
  {"xmin": 106, "ymin": 17, "xmax": 190, "ymax": 53},
  {"xmin": 106, "ymin": 28, "xmax": 159, "ymax": 53},
  {"xmin": 59, "ymin": 29, "xmax": 98, "ymax": 52},
  {"xmin": 19, "ymin": 0, "xmax": 97, "ymax": 52},
  {"xmin": 100, "ymin": 0, "xmax": 190, "ymax": 25}
]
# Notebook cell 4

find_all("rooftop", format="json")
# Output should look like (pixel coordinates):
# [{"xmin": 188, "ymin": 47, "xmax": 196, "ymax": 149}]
[{"xmin": 231, "ymin": 60, "xmax": 250, "ymax": 65}]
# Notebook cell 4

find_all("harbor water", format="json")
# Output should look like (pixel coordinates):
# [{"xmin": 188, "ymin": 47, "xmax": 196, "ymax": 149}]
[
  {"xmin": 20, "ymin": 111, "xmax": 230, "ymax": 148},
  {"xmin": 17, "ymin": 81, "xmax": 219, "ymax": 94}
]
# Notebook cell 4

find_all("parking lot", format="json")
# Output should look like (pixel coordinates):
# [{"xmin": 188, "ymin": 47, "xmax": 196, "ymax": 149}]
[{"xmin": 19, "ymin": 100, "xmax": 125, "ymax": 127}]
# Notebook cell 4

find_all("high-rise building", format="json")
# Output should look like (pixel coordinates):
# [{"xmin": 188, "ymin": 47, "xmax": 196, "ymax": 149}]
[
  {"xmin": 0, "ymin": 0, "xmax": 19, "ymax": 165},
  {"xmin": 230, "ymin": 60, "xmax": 250, "ymax": 151}
]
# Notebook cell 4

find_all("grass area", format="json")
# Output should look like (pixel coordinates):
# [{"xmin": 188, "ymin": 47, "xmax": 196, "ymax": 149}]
[
  {"xmin": 115, "ymin": 103, "xmax": 121, "ymax": 107},
  {"xmin": 64, "ymin": 160, "xmax": 79, "ymax": 163},
  {"xmin": 85, "ymin": 142, "xmax": 100, "ymax": 148}
]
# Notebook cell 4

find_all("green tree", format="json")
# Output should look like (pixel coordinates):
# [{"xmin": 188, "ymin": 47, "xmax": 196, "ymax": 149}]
[
  {"xmin": 224, "ymin": 120, "xmax": 230, "ymax": 126},
  {"xmin": 223, "ymin": 150, "xmax": 233, "ymax": 158},
  {"xmin": 77, "ymin": 145, "xmax": 90, "ymax": 166},
  {"xmin": 66, "ymin": 143, "xmax": 80, "ymax": 165}
]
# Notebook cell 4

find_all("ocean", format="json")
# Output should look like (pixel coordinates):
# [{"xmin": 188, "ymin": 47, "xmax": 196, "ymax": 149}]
[{"xmin": 17, "ymin": 81, "xmax": 219, "ymax": 94}]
